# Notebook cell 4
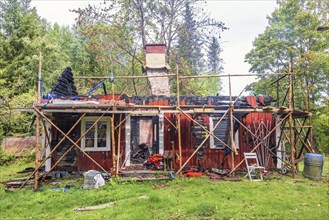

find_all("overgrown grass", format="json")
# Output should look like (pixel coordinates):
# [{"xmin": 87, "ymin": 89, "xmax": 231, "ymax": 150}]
[{"xmin": 0, "ymin": 159, "xmax": 328, "ymax": 220}]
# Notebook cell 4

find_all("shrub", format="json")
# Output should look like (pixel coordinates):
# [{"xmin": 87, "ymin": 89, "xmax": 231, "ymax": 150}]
[{"xmin": 0, "ymin": 147, "xmax": 15, "ymax": 166}]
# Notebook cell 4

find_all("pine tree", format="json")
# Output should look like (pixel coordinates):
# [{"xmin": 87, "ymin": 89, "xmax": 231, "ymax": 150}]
[
  {"xmin": 0, "ymin": 0, "xmax": 92, "ymax": 136},
  {"xmin": 207, "ymin": 37, "xmax": 222, "ymax": 73},
  {"xmin": 177, "ymin": 1, "xmax": 204, "ymax": 74},
  {"xmin": 0, "ymin": 0, "xmax": 44, "ymax": 96}
]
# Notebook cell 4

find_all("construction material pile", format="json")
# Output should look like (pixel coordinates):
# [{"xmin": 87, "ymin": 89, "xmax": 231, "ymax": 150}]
[{"xmin": 51, "ymin": 67, "xmax": 78, "ymax": 97}]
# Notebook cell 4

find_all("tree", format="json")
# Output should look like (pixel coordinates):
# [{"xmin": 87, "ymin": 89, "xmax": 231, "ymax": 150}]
[
  {"xmin": 74, "ymin": 17, "xmax": 149, "ymax": 95},
  {"xmin": 207, "ymin": 36, "xmax": 223, "ymax": 73},
  {"xmin": 313, "ymin": 98, "xmax": 329, "ymax": 154},
  {"xmin": 0, "ymin": 1, "xmax": 93, "ymax": 137},
  {"xmin": 245, "ymin": 0, "xmax": 329, "ymax": 152},
  {"xmin": 73, "ymin": 0, "xmax": 227, "ymax": 95},
  {"xmin": 176, "ymin": 2, "xmax": 203, "ymax": 73},
  {"xmin": 205, "ymin": 36, "xmax": 223, "ymax": 95},
  {"xmin": 0, "ymin": 0, "xmax": 45, "ymax": 137},
  {"xmin": 0, "ymin": 0, "xmax": 45, "ymax": 97},
  {"xmin": 245, "ymin": 0, "xmax": 328, "ymax": 109}
]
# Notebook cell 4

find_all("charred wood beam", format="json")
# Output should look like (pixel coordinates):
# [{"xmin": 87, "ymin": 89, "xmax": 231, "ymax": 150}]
[
  {"xmin": 282, "ymin": 88, "xmax": 289, "ymax": 107},
  {"xmin": 296, "ymin": 119, "xmax": 313, "ymax": 151},
  {"xmin": 296, "ymin": 127, "xmax": 312, "ymax": 159},
  {"xmin": 114, "ymin": 113, "xmax": 131, "ymax": 130}
]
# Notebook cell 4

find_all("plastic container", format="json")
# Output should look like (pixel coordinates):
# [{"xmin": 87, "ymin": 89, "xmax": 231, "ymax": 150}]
[{"xmin": 303, "ymin": 153, "xmax": 324, "ymax": 180}]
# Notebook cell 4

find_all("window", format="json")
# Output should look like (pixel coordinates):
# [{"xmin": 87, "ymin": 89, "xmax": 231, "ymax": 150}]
[
  {"xmin": 209, "ymin": 116, "xmax": 239, "ymax": 150},
  {"xmin": 209, "ymin": 116, "xmax": 230, "ymax": 149},
  {"xmin": 81, "ymin": 117, "xmax": 111, "ymax": 151}
]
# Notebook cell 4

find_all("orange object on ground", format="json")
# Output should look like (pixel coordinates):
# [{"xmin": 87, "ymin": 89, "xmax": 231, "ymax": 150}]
[
  {"xmin": 186, "ymin": 172, "xmax": 202, "ymax": 177},
  {"xmin": 147, "ymin": 154, "xmax": 163, "ymax": 167}
]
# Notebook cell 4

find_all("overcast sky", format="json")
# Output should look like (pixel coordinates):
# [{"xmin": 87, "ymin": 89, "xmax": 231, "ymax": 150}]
[{"xmin": 30, "ymin": 0, "xmax": 277, "ymax": 95}]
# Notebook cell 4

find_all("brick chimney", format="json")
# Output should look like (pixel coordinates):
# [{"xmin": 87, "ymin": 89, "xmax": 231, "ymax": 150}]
[{"xmin": 144, "ymin": 44, "xmax": 170, "ymax": 96}]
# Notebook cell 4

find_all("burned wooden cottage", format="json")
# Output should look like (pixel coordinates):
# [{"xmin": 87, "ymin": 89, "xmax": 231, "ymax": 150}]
[
  {"xmin": 37, "ymin": 94, "xmax": 277, "ymax": 173},
  {"xmin": 20, "ymin": 44, "xmax": 314, "ymax": 189}
]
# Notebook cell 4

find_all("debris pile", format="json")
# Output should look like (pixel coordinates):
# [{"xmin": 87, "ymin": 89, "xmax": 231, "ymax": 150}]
[
  {"xmin": 51, "ymin": 67, "xmax": 78, "ymax": 97},
  {"xmin": 131, "ymin": 143, "xmax": 150, "ymax": 164}
]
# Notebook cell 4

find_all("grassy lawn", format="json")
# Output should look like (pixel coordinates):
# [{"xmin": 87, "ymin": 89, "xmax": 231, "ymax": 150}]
[{"xmin": 0, "ymin": 159, "xmax": 328, "ymax": 220}]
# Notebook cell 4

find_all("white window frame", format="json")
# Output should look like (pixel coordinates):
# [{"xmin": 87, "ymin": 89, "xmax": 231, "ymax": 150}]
[
  {"xmin": 81, "ymin": 116, "xmax": 111, "ymax": 152},
  {"xmin": 209, "ymin": 116, "xmax": 228, "ymax": 150},
  {"xmin": 209, "ymin": 117, "xmax": 239, "ymax": 150}
]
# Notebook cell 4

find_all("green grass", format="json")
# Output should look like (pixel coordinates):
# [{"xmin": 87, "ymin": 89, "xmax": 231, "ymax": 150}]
[{"xmin": 0, "ymin": 159, "xmax": 328, "ymax": 220}]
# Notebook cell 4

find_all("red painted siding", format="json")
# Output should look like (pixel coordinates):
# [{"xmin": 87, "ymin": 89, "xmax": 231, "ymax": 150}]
[{"xmin": 51, "ymin": 96, "xmax": 276, "ymax": 172}]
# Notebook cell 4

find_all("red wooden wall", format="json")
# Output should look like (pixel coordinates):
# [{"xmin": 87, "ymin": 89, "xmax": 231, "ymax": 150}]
[{"xmin": 50, "ymin": 96, "xmax": 276, "ymax": 172}]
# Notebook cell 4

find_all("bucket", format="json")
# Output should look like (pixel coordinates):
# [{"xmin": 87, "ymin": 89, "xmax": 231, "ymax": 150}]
[{"xmin": 303, "ymin": 153, "xmax": 324, "ymax": 180}]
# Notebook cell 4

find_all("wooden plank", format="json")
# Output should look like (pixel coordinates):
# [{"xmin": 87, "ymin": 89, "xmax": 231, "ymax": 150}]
[
  {"xmin": 6, "ymin": 181, "xmax": 34, "ymax": 188},
  {"xmin": 74, "ymin": 203, "xmax": 114, "ymax": 212}
]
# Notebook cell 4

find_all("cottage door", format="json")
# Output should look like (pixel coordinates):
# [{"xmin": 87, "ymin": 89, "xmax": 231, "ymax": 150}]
[{"xmin": 130, "ymin": 116, "xmax": 160, "ymax": 165}]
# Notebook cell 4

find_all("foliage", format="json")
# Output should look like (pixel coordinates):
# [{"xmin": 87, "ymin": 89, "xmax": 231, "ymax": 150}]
[
  {"xmin": 0, "ymin": 0, "xmax": 227, "ymax": 138},
  {"xmin": 73, "ymin": 0, "xmax": 227, "ymax": 95},
  {"xmin": 244, "ymin": 0, "xmax": 329, "ymax": 153},
  {"xmin": 0, "ymin": 1, "xmax": 97, "ymax": 137},
  {"xmin": 0, "ymin": 147, "xmax": 15, "ymax": 166},
  {"xmin": 0, "ymin": 89, "xmax": 35, "ymax": 138},
  {"xmin": 176, "ymin": 1, "xmax": 204, "ymax": 73},
  {"xmin": 75, "ymin": 19, "xmax": 149, "ymax": 95},
  {"xmin": 207, "ymin": 36, "xmax": 223, "ymax": 74},
  {"xmin": 172, "ymin": 57, "xmax": 221, "ymax": 96},
  {"xmin": 313, "ymin": 99, "xmax": 329, "ymax": 154},
  {"xmin": 0, "ymin": 0, "xmax": 44, "ymax": 97},
  {"xmin": 0, "ymin": 160, "xmax": 328, "ymax": 219},
  {"xmin": 245, "ymin": 0, "xmax": 329, "ymax": 108}
]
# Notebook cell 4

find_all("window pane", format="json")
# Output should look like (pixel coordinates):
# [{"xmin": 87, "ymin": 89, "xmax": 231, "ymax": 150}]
[
  {"xmin": 210, "ymin": 116, "xmax": 230, "ymax": 149},
  {"xmin": 85, "ymin": 122, "xmax": 95, "ymax": 148},
  {"xmin": 97, "ymin": 121, "xmax": 107, "ymax": 148}
]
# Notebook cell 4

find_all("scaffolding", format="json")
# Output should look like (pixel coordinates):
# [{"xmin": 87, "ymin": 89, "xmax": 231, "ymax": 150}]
[{"xmin": 19, "ymin": 53, "xmax": 314, "ymax": 189}]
